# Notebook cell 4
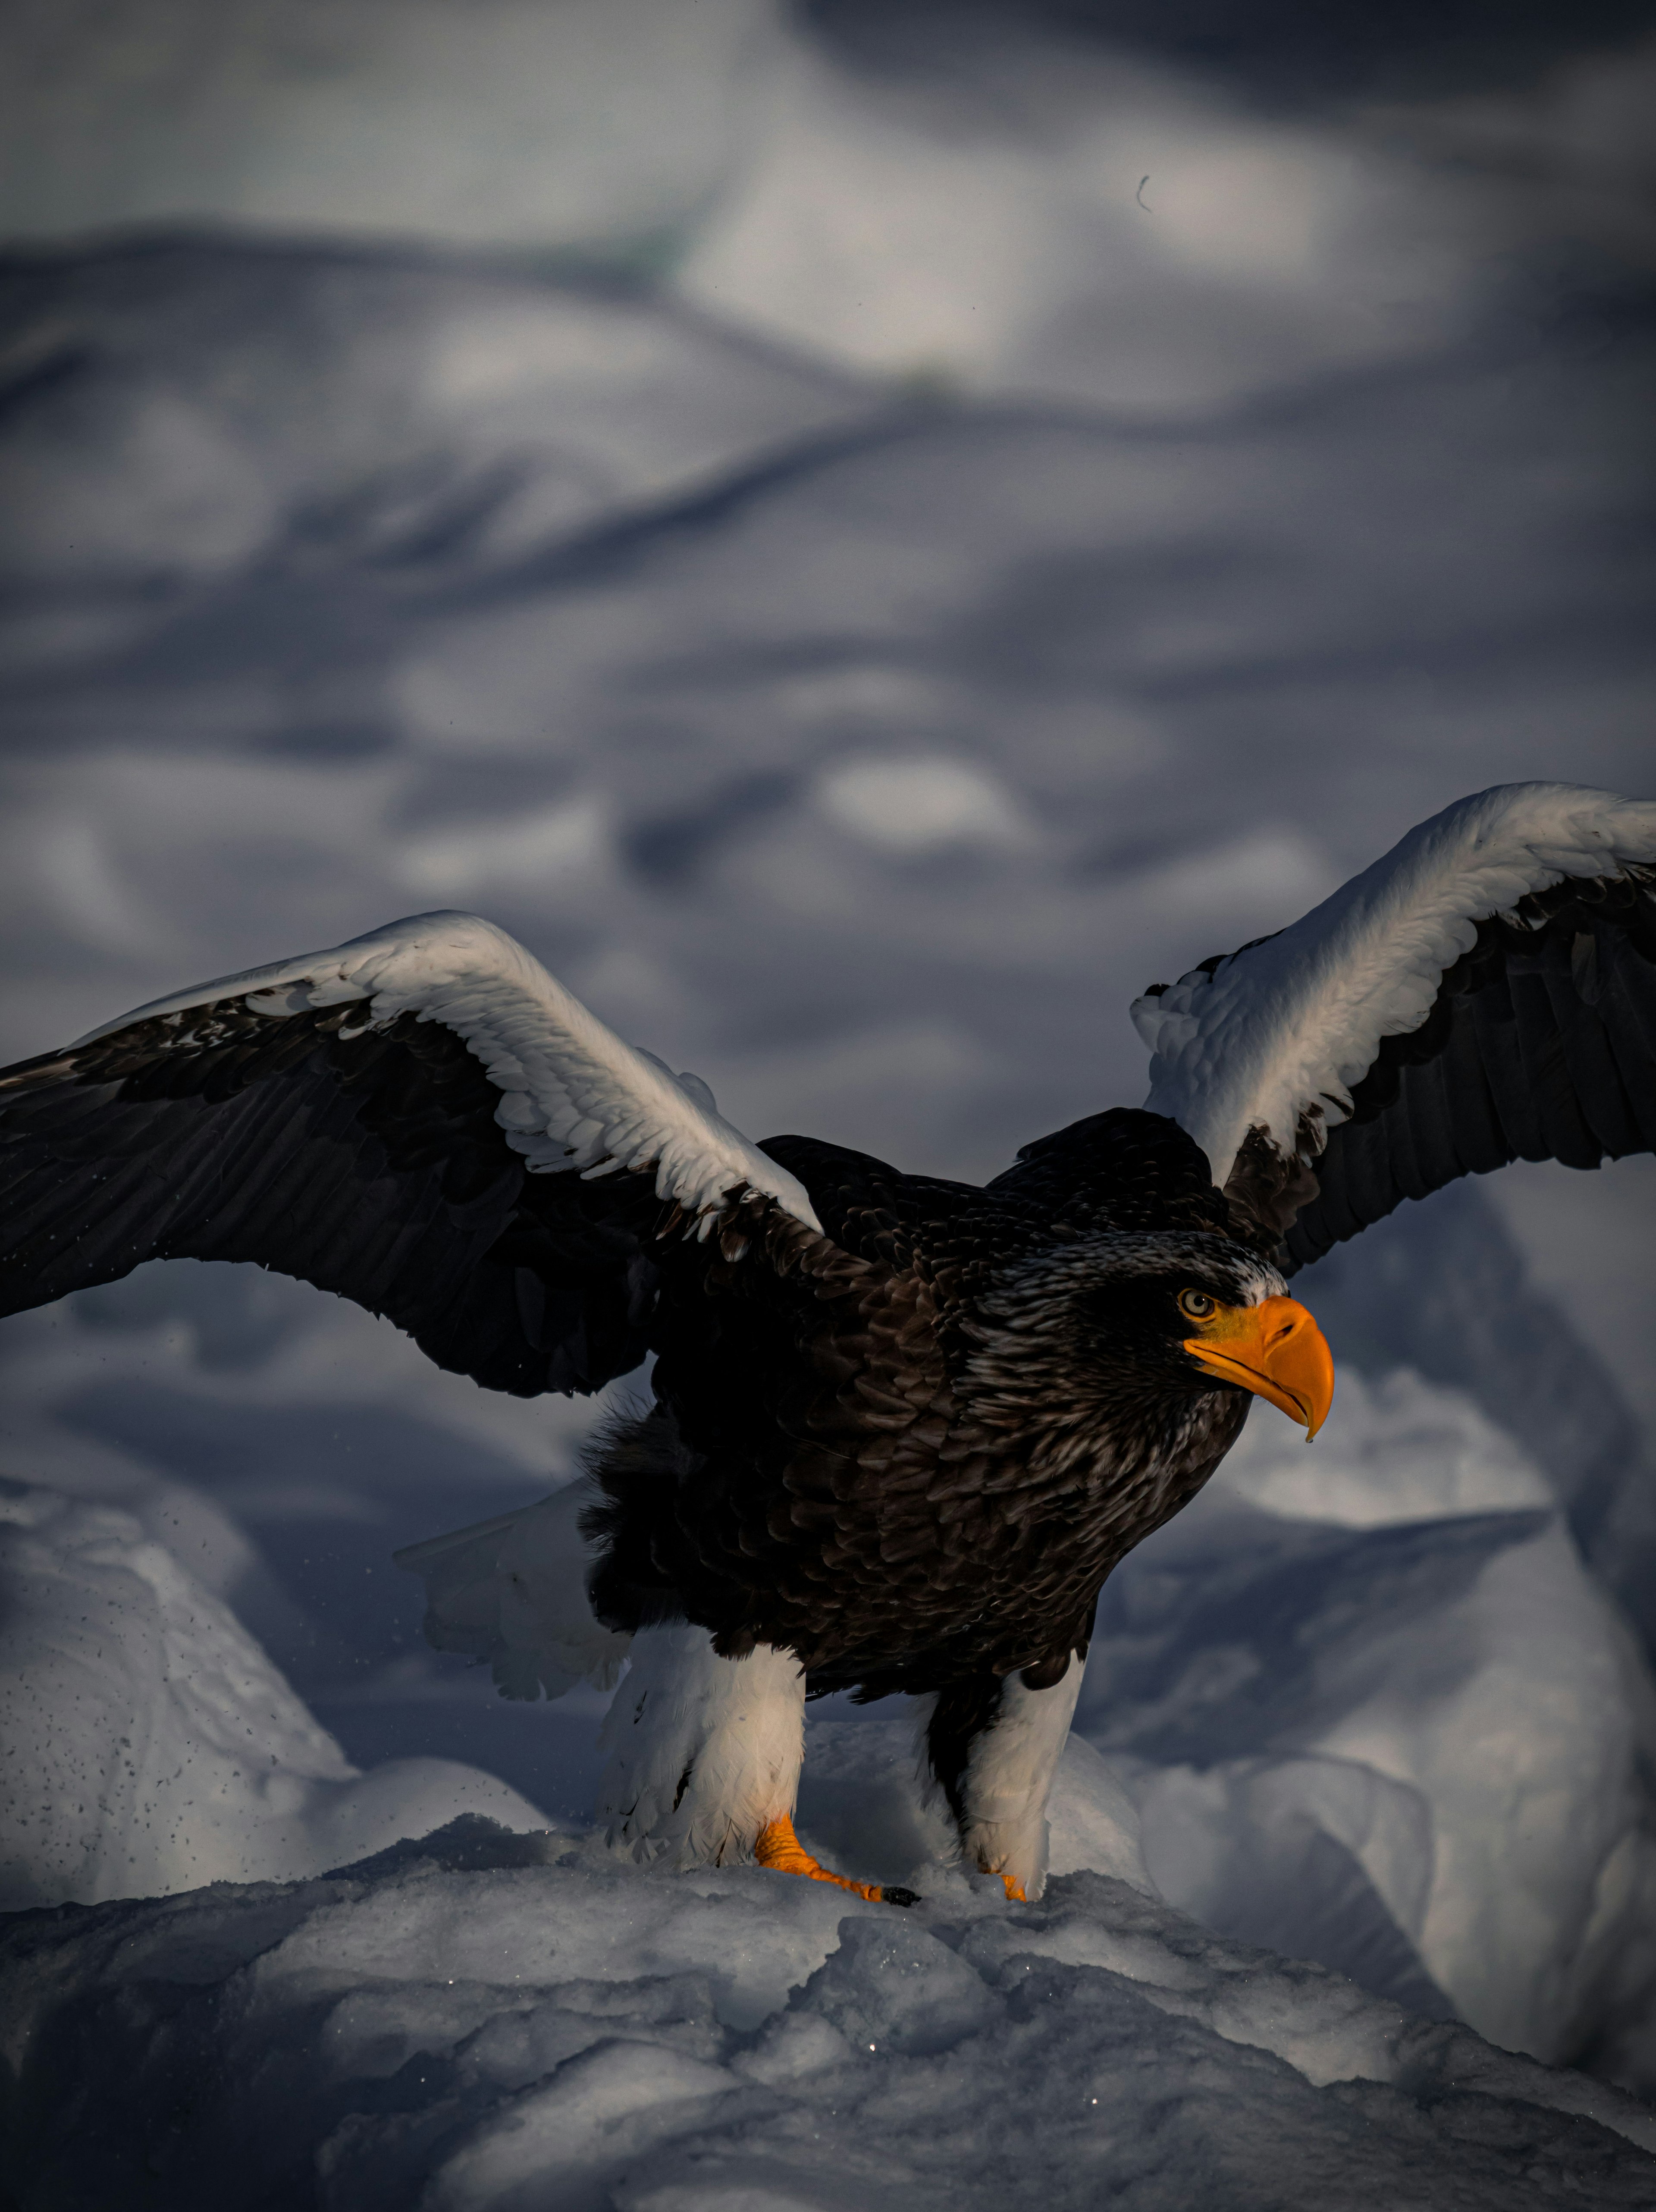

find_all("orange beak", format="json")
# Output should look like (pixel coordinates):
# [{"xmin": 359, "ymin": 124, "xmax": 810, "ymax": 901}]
[{"xmin": 1183, "ymin": 1295, "xmax": 1334, "ymax": 1439}]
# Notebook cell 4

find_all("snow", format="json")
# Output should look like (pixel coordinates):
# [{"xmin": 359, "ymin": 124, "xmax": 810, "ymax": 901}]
[
  {"xmin": 8, "ymin": 1811, "xmax": 1656, "ymax": 2209},
  {"xmin": 9, "ymin": 4, "xmax": 1652, "ymax": 415},
  {"xmin": 5, "ymin": 1448, "xmax": 1656, "ymax": 2210},
  {"xmin": 0, "ymin": 1483, "xmax": 549, "ymax": 1912},
  {"xmin": 1, "ymin": 5, "xmax": 1654, "ymax": 2201},
  {"xmin": 6, "ymin": 1286, "xmax": 1656, "ymax": 2097},
  {"xmin": 0, "ymin": 1263, "xmax": 628, "ymax": 1834},
  {"xmin": 1086, "ymin": 1368, "xmax": 1656, "ymax": 2076},
  {"xmin": 1, "ymin": 0, "xmax": 773, "ymax": 258},
  {"xmin": 669, "ymin": 19, "xmax": 1481, "ymax": 411}
]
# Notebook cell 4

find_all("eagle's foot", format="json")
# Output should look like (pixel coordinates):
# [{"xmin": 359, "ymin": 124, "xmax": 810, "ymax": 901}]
[
  {"xmin": 753, "ymin": 1816, "xmax": 919, "ymax": 1907},
  {"xmin": 998, "ymin": 1872, "xmax": 1028, "ymax": 1902}
]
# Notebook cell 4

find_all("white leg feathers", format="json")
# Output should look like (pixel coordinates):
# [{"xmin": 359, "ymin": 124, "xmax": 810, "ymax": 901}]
[
  {"xmin": 596, "ymin": 1624, "xmax": 805, "ymax": 1870},
  {"xmin": 595, "ymin": 1625, "xmax": 1080, "ymax": 1904},
  {"xmin": 923, "ymin": 1660, "xmax": 1085, "ymax": 1902}
]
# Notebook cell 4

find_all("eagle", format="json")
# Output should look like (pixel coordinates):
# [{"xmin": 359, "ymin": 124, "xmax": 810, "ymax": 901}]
[{"xmin": 2, "ymin": 782, "xmax": 1652, "ymax": 1905}]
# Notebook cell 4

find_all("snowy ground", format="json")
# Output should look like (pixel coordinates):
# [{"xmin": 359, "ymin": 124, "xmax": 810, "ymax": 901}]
[
  {"xmin": 5, "ymin": 1490, "xmax": 1656, "ymax": 2210},
  {"xmin": 9, "ymin": 1810, "xmax": 1656, "ymax": 2212},
  {"xmin": 2, "ymin": 4, "xmax": 1655, "ymax": 2203}
]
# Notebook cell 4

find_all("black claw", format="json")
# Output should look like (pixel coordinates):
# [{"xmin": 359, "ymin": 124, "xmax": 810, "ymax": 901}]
[{"xmin": 881, "ymin": 1885, "xmax": 922, "ymax": 1908}]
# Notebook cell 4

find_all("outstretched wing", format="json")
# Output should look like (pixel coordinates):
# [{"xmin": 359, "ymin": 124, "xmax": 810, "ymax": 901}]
[
  {"xmin": 0, "ymin": 911, "xmax": 820, "ymax": 1395},
  {"xmin": 1129, "ymin": 784, "xmax": 1656, "ymax": 1268}
]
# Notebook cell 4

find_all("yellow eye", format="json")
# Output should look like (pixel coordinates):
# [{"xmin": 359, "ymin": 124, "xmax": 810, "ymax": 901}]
[{"xmin": 1178, "ymin": 1289, "xmax": 1217, "ymax": 1321}]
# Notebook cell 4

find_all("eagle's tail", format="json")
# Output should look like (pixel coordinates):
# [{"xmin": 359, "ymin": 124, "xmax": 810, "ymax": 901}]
[{"xmin": 393, "ymin": 1480, "xmax": 632, "ymax": 1701}]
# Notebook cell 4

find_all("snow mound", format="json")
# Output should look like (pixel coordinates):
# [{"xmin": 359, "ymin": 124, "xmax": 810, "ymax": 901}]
[
  {"xmin": 5, "ymin": 1818, "xmax": 1656, "ymax": 2212},
  {"xmin": 0, "ymin": 1483, "xmax": 553, "ymax": 1912},
  {"xmin": 1082, "ymin": 1368, "xmax": 1656, "ymax": 2082},
  {"xmin": 0, "ymin": 1452, "xmax": 1148, "ymax": 1917}
]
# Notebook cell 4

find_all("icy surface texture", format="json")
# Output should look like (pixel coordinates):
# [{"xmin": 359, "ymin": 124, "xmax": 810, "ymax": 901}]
[
  {"xmin": 1298, "ymin": 1187, "xmax": 1656, "ymax": 1639},
  {"xmin": 5, "ymin": 1819, "xmax": 1656, "ymax": 2212},
  {"xmin": 0, "ymin": 1482, "xmax": 556, "ymax": 1913},
  {"xmin": 1079, "ymin": 1368, "xmax": 1656, "ymax": 2084}
]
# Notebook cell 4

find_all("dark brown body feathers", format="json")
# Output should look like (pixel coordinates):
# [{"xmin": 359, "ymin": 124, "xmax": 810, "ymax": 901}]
[{"xmin": 585, "ymin": 1115, "xmax": 1255, "ymax": 1698}]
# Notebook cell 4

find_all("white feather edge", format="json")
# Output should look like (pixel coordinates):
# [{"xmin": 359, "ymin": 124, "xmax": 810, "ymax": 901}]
[
  {"xmin": 1131, "ymin": 782, "xmax": 1656, "ymax": 1187},
  {"xmin": 72, "ymin": 909, "xmax": 823, "ymax": 1235}
]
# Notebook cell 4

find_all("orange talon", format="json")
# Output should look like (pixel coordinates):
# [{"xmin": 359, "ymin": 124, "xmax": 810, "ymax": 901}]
[
  {"xmin": 999, "ymin": 1872, "xmax": 1027, "ymax": 1902},
  {"xmin": 753, "ymin": 1816, "xmax": 918, "ymax": 1907}
]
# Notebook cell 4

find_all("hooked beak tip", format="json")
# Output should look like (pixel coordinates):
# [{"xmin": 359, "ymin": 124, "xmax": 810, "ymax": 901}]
[{"xmin": 1184, "ymin": 1295, "xmax": 1335, "ymax": 1441}]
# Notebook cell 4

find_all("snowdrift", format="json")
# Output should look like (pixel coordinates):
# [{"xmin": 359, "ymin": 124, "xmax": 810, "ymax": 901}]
[
  {"xmin": 0, "ymin": 1483, "xmax": 548, "ymax": 1910},
  {"xmin": 7, "ymin": 1810, "xmax": 1656, "ymax": 2210},
  {"xmin": 1088, "ymin": 1365, "xmax": 1656, "ymax": 2078}
]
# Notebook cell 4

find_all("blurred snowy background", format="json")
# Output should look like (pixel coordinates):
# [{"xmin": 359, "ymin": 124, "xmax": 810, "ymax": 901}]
[{"xmin": 3, "ymin": 0, "xmax": 1656, "ymax": 2125}]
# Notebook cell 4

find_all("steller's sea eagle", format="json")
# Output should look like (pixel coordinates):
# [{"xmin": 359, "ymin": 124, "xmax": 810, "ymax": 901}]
[{"xmin": 2, "ymin": 782, "xmax": 1653, "ymax": 1904}]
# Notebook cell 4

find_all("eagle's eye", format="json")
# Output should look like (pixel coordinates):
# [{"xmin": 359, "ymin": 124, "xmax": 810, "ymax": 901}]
[{"xmin": 1177, "ymin": 1289, "xmax": 1217, "ymax": 1321}]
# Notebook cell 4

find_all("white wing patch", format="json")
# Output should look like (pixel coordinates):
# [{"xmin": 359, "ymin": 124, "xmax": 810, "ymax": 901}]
[
  {"xmin": 75, "ymin": 910, "xmax": 822, "ymax": 1235},
  {"xmin": 1132, "ymin": 784, "xmax": 1656, "ymax": 1187}
]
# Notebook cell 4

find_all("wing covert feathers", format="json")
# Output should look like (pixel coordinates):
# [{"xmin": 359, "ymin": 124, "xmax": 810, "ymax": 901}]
[
  {"xmin": 0, "ymin": 912, "xmax": 819, "ymax": 1393},
  {"xmin": 66, "ymin": 911, "xmax": 820, "ymax": 1232},
  {"xmin": 1131, "ymin": 783, "xmax": 1656, "ymax": 1259}
]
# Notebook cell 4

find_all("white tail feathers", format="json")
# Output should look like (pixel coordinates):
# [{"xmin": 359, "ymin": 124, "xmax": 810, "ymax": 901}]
[{"xmin": 393, "ymin": 1482, "xmax": 631, "ymax": 1701}]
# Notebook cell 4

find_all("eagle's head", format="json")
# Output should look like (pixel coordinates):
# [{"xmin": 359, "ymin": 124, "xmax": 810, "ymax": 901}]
[{"xmin": 958, "ymin": 1229, "xmax": 1335, "ymax": 1460}]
